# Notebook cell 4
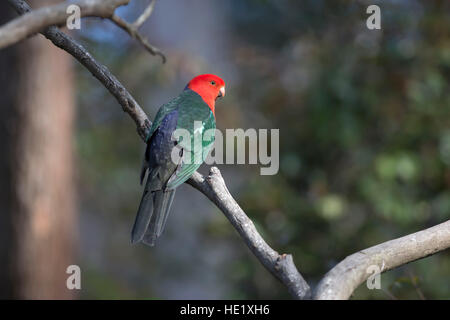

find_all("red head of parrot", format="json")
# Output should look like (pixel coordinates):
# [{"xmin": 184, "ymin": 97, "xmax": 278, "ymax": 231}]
[{"xmin": 186, "ymin": 74, "xmax": 225, "ymax": 116}]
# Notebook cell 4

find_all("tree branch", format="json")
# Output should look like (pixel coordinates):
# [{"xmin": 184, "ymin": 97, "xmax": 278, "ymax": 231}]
[
  {"xmin": 7, "ymin": 0, "xmax": 311, "ymax": 299},
  {"xmin": 7, "ymin": 0, "xmax": 450, "ymax": 301},
  {"xmin": 314, "ymin": 220, "xmax": 450, "ymax": 299},
  {"xmin": 132, "ymin": 0, "xmax": 156, "ymax": 29},
  {"xmin": 1, "ymin": 0, "xmax": 128, "ymax": 48},
  {"xmin": 111, "ymin": 13, "xmax": 165, "ymax": 63},
  {"xmin": 188, "ymin": 169, "xmax": 311, "ymax": 299},
  {"xmin": 7, "ymin": 0, "xmax": 153, "ymax": 140},
  {"xmin": 2, "ymin": 0, "xmax": 165, "ymax": 62}
]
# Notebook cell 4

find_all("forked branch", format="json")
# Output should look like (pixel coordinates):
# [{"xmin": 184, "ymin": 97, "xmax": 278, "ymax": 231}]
[{"xmin": 5, "ymin": 0, "xmax": 450, "ymax": 300}]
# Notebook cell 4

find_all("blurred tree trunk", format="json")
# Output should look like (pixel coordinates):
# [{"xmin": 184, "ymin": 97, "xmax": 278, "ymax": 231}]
[{"xmin": 0, "ymin": 1, "xmax": 76, "ymax": 299}]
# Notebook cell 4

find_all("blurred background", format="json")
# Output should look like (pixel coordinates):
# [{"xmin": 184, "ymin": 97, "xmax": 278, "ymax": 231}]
[{"xmin": 0, "ymin": 0, "xmax": 449, "ymax": 299}]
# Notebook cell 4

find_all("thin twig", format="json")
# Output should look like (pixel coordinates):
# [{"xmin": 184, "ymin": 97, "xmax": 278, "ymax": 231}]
[
  {"xmin": 132, "ymin": 0, "xmax": 156, "ymax": 29},
  {"xmin": 1, "ymin": 0, "xmax": 129, "ymax": 48},
  {"xmin": 7, "ymin": 0, "xmax": 151, "ymax": 140},
  {"xmin": 408, "ymin": 271, "xmax": 426, "ymax": 300},
  {"xmin": 111, "ymin": 13, "xmax": 166, "ymax": 63},
  {"xmin": 1, "ymin": 0, "xmax": 165, "ymax": 62}
]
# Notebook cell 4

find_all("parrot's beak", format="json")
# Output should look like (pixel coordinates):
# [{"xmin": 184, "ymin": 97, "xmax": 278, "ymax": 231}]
[{"xmin": 217, "ymin": 86, "xmax": 225, "ymax": 99}]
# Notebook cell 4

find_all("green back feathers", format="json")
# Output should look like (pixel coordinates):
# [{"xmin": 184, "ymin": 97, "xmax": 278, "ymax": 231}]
[{"xmin": 147, "ymin": 89, "xmax": 216, "ymax": 189}]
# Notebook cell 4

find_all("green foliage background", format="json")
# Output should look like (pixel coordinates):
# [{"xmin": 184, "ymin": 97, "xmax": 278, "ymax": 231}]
[{"xmin": 74, "ymin": 0, "xmax": 449, "ymax": 299}]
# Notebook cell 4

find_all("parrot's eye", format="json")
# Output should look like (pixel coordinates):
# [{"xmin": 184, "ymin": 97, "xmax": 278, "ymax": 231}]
[{"xmin": 210, "ymin": 81, "xmax": 216, "ymax": 85}]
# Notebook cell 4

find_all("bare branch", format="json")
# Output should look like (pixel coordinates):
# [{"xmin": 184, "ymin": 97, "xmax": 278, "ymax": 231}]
[
  {"xmin": 1, "ymin": 0, "xmax": 129, "ymax": 48},
  {"xmin": 7, "ymin": 0, "xmax": 153, "ymax": 140},
  {"xmin": 132, "ymin": 0, "xmax": 156, "ymax": 29},
  {"xmin": 314, "ymin": 219, "xmax": 450, "ymax": 300},
  {"xmin": 8, "ymin": 0, "xmax": 450, "ymax": 301},
  {"xmin": 111, "ymin": 13, "xmax": 166, "ymax": 63},
  {"xmin": 2, "ymin": 0, "xmax": 165, "ymax": 62},
  {"xmin": 188, "ymin": 169, "xmax": 311, "ymax": 299},
  {"xmin": 8, "ymin": 0, "xmax": 309, "ymax": 299}
]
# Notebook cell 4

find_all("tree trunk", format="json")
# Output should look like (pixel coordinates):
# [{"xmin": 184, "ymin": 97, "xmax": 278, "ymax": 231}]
[{"xmin": 0, "ymin": 1, "xmax": 76, "ymax": 299}]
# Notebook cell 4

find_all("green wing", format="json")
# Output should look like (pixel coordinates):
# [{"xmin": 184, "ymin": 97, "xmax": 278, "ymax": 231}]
[
  {"xmin": 145, "ymin": 95, "xmax": 181, "ymax": 142},
  {"xmin": 166, "ymin": 96, "xmax": 216, "ymax": 190},
  {"xmin": 146, "ymin": 90, "xmax": 216, "ymax": 190}
]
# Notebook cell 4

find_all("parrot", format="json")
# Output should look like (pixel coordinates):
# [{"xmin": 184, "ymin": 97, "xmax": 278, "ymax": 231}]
[{"xmin": 131, "ymin": 74, "xmax": 226, "ymax": 246}]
